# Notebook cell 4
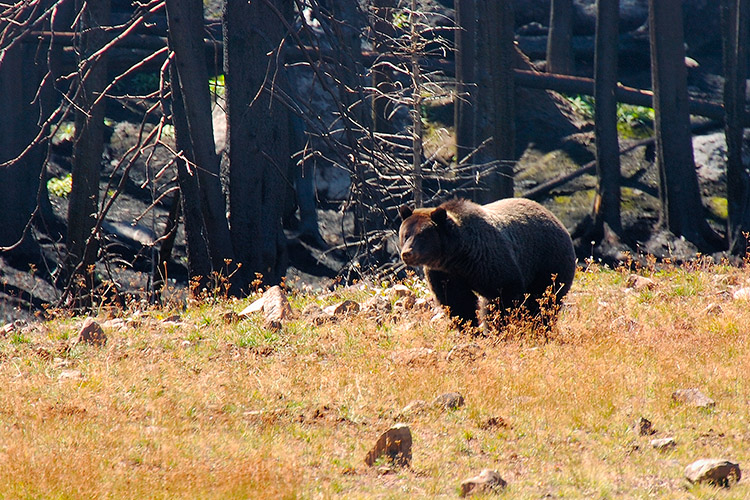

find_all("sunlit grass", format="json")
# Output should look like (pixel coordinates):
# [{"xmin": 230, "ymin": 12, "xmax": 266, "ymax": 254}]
[{"xmin": 0, "ymin": 261, "xmax": 749, "ymax": 498}]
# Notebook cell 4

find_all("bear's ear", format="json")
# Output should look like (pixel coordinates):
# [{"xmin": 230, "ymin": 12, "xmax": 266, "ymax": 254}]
[
  {"xmin": 398, "ymin": 205, "xmax": 413, "ymax": 220},
  {"xmin": 430, "ymin": 207, "xmax": 447, "ymax": 225}
]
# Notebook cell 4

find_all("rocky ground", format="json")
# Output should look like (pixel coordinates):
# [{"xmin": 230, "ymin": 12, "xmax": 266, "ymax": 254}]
[{"xmin": 0, "ymin": 264, "xmax": 748, "ymax": 497}]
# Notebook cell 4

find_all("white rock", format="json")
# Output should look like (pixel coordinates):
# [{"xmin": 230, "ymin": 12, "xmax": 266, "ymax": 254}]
[
  {"xmin": 262, "ymin": 286, "xmax": 293, "ymax": 327},
  {"xmin": 672, "ymin": 388, "xmax": 715, "ymax": 408},
  {"xmin": 685, "ymin": 458, "xmax": 741, "ymax": 486},
  {"xmin": 59, "ymin": 369, "xmax": 84, "ymax": 381},
  {"xmin": 733, "ymin": 287, "xmax": 750, "ymax": 301},
  {"xmin": 651, "ymin": 437, "xmax": 676, "ymax": 450},
  {"xmin": 239, "ymin": 296, "xmax": 266, "ymax": 317},
  {"xmin": 626, "ymin": 274, "xmax": 656, "ymax": 291},
  {"xmin": 460, "ymin": 468, "xmax": 507, "ymax": 497}
]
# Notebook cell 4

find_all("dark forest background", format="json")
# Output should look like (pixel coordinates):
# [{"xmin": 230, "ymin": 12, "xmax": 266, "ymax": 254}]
[{"xmin": 0, "ymin": 0, "xmax": 748, "ymax": 319}]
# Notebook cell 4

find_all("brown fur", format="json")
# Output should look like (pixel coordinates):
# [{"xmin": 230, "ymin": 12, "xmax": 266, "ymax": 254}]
[{"xmin": 399, "ymin": 198, "xmax": 576, "ymax": 325}]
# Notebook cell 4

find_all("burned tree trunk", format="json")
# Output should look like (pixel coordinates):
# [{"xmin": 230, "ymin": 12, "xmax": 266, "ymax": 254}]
[
  {"xmin": 474, "ymin": 0, "xmax": 515, "ymax": 202},
  {"xmin": 546, "ymin": 0, "xmax": 574, "ymax": 75},
  {"xmin": 64, "ymin": 0, "xmax": 111, "ymax": 300},
  {"xmin": 592, "ymin": 0, "xmax": 622, "ymax": 234},
  {"xmin": 648, "ymin": 0, "xmax": 724, "ymax": 251},
  {"xmin": 722, "ymin": 0, "xmax": 750, "ymax": 257},
  {"xmin": 167, "ymin": 62, "xmax": 213, "ymax": 294},
  {"xmin": 0, "ymin": 41, "xmax": 47, "ymax": 260},
  {"xmin": 454, "ymin": 0, "xmax": 477, "ymax": 166},
  {"xmin": 224, "ymin": 0, "xmax": 292, "ymax": 288},
  {"xmin": 165, "ymin": 0, "xmax": 235, "ymax": 278}
]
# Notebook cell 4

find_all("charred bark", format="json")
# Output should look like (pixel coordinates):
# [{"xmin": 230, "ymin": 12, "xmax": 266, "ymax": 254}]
[
  {"xmin": 165, "ymin": 0, "xmax": 235, "ymax": 277},
  {"xmin": 454, "ymin": 0, "xmax": 477, "ymax": 165},
  {"xmin": 722, "ymin": 0, "xmax": 750, "ymax": 257},
  {"xmin": 224, "ymin": 0, "xmax": 292, "ymax": 288},
  {"xmin": 648, "ymin": 0, "xmax": 724, "ymax": 252},
  {"xmin": 593, "ymin": 0, "xmax": 622, "ymax": 234},
  {"xmin": 546, "ymin": 0, "xmax": 574, "ymax": 75},
  {"xmin": 474, "ymin": 0, "xmax": 515, "ymax": 202},
  {"xmin": 64, "ymin": 0, "xmax": 111, "ymax": 301}
]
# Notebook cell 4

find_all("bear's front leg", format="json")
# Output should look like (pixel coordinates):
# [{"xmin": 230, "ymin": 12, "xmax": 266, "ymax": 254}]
[{"xmin": 425, "ymin": 269, "xmax": 479, "ymax": 326}]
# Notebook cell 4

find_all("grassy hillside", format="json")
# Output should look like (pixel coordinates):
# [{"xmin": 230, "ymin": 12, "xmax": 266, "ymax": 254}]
[{"xmin": 1, "ymin": 259, "xmax": 749, "ymax": 498}]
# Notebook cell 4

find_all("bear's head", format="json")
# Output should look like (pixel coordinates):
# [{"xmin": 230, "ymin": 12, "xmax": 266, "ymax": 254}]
[{"xmin": 398, "ymin": 205, "xmax": 448, "ymax": 267}]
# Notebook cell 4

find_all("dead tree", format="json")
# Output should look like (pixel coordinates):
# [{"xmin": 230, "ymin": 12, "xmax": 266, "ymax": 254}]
[
  {"xmin": 474, "ymin": 0, "xmax": 515, "ymax": 202},
  {"xmin": 648, "ymin": 0, "xmax": 724, "ymax": 251},
  {"xmin": 454, "ymin": 0, "xmax": 476, "ymax": 166},
  {"xmin": 546, "ymin": 0, "xmax": 574, "ymax": 75},
  {"xmin": 592, "ymin": 0, "xmax": 622, "ymax": 234},
  {"xmin": 64, "ymin": 0, "xmax": 111, "ymax": 301},
  {"xmin": 165, "ymin": 0, "xmax": 235, "ymax": 281},
  {"xmin": 722, "ymin": 0, "xmax": 750, "ymax": 257},
  {"xmin": 370, "ymin": 0, "xmax": 396, "ymax": 134},
  {"xmin": 224, "ymin": 0, "xmax": 293, "ymax": 288},
  {"xmin": 0, "ymin": 1, "xmax": 59, "ymax": 260},
  {"xmin": 165, "ymin": 58, "xmax": 213, "ymax": 293}
]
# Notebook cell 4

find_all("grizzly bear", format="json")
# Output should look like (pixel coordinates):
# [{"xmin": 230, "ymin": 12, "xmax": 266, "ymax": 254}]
[{"xmin": 398, "ymin": 198, "xmax": 576, "ymax": 326}]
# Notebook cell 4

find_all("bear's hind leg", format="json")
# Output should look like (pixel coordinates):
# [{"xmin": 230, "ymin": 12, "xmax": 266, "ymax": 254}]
[{"xmin": 426, "ymin": 270, "xmax": 479, "ymax": 326}]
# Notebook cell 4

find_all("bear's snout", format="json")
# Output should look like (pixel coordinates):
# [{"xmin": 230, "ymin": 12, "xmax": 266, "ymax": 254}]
[{"xmin": 401, "ymin": 249, "xmax": 415, "ymax": 265}]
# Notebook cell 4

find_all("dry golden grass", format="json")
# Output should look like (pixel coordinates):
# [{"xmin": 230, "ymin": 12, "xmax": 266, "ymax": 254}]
[{"xmin": 1, "ymin": 260, "xmax": 750, "ymax": 499}]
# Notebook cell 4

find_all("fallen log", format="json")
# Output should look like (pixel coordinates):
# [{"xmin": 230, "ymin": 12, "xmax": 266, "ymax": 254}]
[
  {"xmin": 513, "ymin": 69, "xmax": 734, "ymax": 124},
  {"xmin": 522, "ymin": 120, "xmax": 722, "ymax": 200},
  {"xmin": 522, "ymin": 137, "xmax": 652, "ymax": 201}
]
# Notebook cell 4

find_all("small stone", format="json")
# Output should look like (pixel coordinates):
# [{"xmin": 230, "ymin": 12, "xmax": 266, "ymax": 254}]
[
  {"xmin": 391, "ymin": 347, "xmax": 437, "ymax": 366},
  {"xmin": 59, "ymin": 369, "xmax": 84, "ymax": 381},
  {"xmin": 635, "ymin": 417, "xmax": 656, "ymax": 436},
  {"xmin": 388, "ymin": 284, "xmax": 414, "ymax": 300},
  {"xmin": 262, "ymin": 286, "xmax": 293, "ymax": 328},
  {"xmin": 434, "ymin": 392, "xmax": 464, "ymax": 410},
  {"xmin": 162, "ymin": 314, "xmax": 181, "ymax": 323},
  {"xmin": 651, "ymin": 437, "xmax": 676, "ymax": 450},
  {"xmin": 399, "ymin": 400, "xmax": 429, "ymax": 417},
  {"xmin": 101, "ymin": 318, "xmax": 126, "ymax": 330},
  {"xmin": 413, "ymin": 297, "xmax": 431, "ymax": 310},
  {"xmin": 222, "ymin": 311, "xmax": 240, "ymax": 324},
  {"xmin": 460, "ymin": 468, "xmax": 507, "ymax": 497},
  {"xmin": 672, "ymin": 388, "xmax": 715, "ymax": 408},
  {"xmin": 327, "ymin": 299, "xmax": 360, "ymax": 316},
  {"xmin": 446, "ymin": 343, "xmax": 483, "ymax": 362},
  {"xmin": 394, "ymin": 295, "xmax": 416, "ymax": 310},
  {"xmin": 362, "ymin": 295, "xmax": 391, "ymax": 314},
  {"xmin": 479, "ymin": 416, "xmax": 509, "ymax": 430},
  {"xmin": 733, "ymin": 287, "xmax": 750, "ymax": 301},
  {"xmin": 301, "ymin": 303, "xmax": 330, "ymax": 325},
  {"xmin": 364, "ymin": 423, "xmax": 412, "ymax": 467},
  {"xmin": 77, "ymin": 318, "xmax": 107, "ymax": 347},
  {"xmin": 430, "ymin": 309, "xmax": 446, "ymax": 323},
  {"xmin": 626, "ymin": 274, "xmax": 656, "ymax": 291},
  {"xmin": 1, "ymin": 323, "xmax": 15, "ymax": 337},
  {"xmin": 239, "ymin": 295, "xmax": 266, "ymax": 317},
  {"xmin": 377, "ymin": 465, "xmax": 395, "ymax": 475},
  {"xmin": 701, "ymin": 303, "xmax": 722, "ymax": 316},
  {"xmin": 685, "ymin": 458, "xmax": 741, "ymax": 487}
]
